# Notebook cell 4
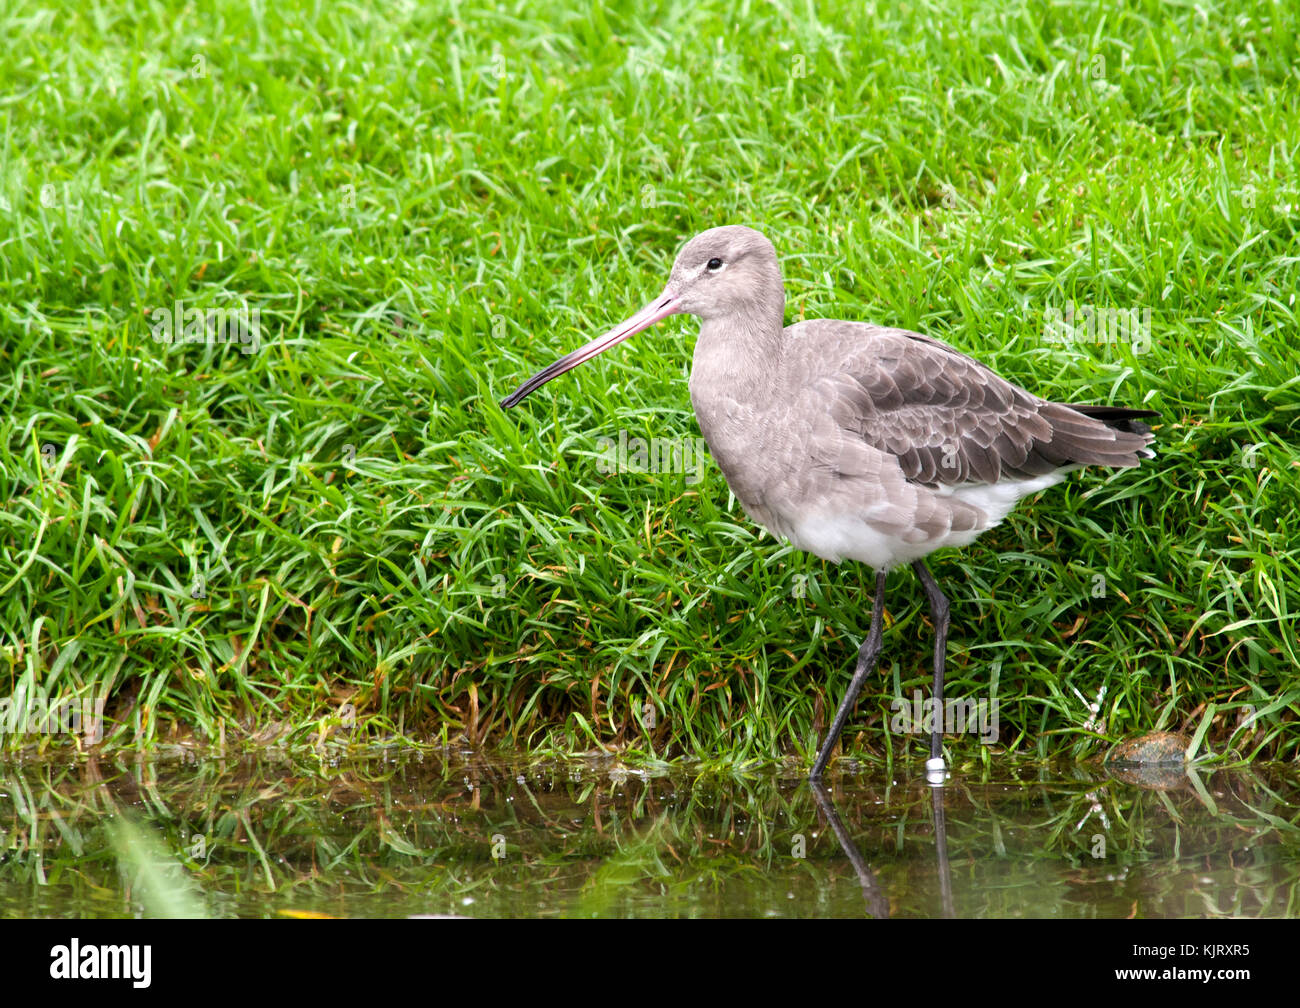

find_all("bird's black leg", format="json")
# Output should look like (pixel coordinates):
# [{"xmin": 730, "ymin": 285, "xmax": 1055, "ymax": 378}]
[
  {"xmin": 910, "ymin": 559, "xmax": 950, "ymax": 774},
  {"xmin": 810, "ymin": 569, "xmax": 888, "ymax": 781}
]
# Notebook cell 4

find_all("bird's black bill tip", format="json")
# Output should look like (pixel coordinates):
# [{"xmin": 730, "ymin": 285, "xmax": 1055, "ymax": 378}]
[
  {"xmin": 500, "ymin": 374, "xmax": 549, "ymax": 410},
  {"xmin": 495, "ymin": 286, "xmax": 684, "ymax": 415}
]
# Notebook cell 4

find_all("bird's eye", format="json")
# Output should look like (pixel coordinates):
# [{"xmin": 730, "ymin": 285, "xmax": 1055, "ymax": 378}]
[{"xmin": 706, "ymin": 257, "xmax": 724, "ymax": 271}]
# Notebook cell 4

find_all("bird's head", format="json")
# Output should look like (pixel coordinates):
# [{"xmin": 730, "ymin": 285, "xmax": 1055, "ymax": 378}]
[{"xmin": 499, "ymin": 225, "xmax": 782, "ymax": 408}]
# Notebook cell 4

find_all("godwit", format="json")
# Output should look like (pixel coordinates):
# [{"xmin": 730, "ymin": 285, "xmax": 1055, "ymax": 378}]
[{"xmin": 500, "ymin": 225, "xmax": 1156, "ymax": 782}]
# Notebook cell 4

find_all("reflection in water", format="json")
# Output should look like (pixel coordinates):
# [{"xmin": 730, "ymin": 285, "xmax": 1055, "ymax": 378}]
[
  {"xmin": 809, "ymin": 781, "xmax": 888, "ymax": 918},
  {"xmin": 810, "ymin": 778, "xmax": 956, "ymax": 919},
  {"xmin": 0, "ymin": 751, "xmax": 1297, "ymax": 917},
  {"xmin": 930, "ymin": 783, "xmax": 955, "ymax": 919}
]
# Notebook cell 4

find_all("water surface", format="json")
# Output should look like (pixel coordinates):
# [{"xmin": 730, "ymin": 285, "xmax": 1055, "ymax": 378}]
[{"xmin": 2, "ymin": 751, "xmax": 1295, "ymax": 917}]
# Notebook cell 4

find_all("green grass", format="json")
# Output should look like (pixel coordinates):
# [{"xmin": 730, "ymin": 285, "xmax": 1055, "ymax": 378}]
[{"xmin": 1, "ymin": 0, "xmax": 1297, "ymax": 770}]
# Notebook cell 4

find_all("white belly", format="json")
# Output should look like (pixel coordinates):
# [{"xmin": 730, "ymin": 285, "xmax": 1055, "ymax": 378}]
[{"xmin": 774, "ymin": 471, "xmax": 1070, "ymax": 570}]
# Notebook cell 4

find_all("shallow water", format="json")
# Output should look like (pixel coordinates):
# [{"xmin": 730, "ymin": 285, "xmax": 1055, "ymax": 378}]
[{"xmin": 1, "ymin": 751, "xmax": 1296, "ymax": 918}]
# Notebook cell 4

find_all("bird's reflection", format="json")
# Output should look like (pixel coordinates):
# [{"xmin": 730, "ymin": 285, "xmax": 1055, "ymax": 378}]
[
  {"xmin": 930, "ymin": 781, "xmax": 954, "ymax": 918},
  {"xmin": 810, "ymin": 777, "xmax": 955, "ymax": 918},
  {"xmin": 809, "ymin": 780, "xmax": 889, "ymax": 918}
]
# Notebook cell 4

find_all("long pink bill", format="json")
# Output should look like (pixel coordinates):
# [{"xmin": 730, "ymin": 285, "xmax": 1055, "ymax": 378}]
[{"xmin": 500, "ymin": 287, "xmax": 683, "ymax": 408}]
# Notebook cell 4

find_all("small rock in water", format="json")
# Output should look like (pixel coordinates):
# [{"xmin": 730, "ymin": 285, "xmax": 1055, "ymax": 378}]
[{"xmin": 1107, "ymin": 731, "xmax": 1189, "ymax": 766}]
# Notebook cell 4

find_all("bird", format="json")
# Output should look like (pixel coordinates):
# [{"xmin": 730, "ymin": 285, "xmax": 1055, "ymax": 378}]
[{"xmin": 500, "ymin": 225, "xmax": 1156, "ymax": 782}]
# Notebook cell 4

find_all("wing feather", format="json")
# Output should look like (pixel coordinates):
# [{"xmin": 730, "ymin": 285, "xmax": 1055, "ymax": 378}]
[{"xmin": 789, "ymin": 323, "xmax": 1154, "ymax": 488}]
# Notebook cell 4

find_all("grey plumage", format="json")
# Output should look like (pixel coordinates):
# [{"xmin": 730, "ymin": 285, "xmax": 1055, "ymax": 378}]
[
  {"xmin": 501, "ymin": 224, "xmax": 1156, "ymax": 779},
  {"xmin": 671, "ymin": 226, "xmax": 1154, "ymax": 568}
]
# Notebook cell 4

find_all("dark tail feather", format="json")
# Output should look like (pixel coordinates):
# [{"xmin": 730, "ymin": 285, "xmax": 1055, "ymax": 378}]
[
  {"xmin": 1038, "ymin": 402, "xmax": 1158, "ymax": 467},
  {"xmin": 1068, "ymin": 404, "xmax": 1158, "ymax": 437}
]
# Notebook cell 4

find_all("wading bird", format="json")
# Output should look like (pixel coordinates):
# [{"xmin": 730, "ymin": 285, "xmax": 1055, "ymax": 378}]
[{"xmin": 501, "ymin": 225, "xmax": 1155, "ymax": 781}]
